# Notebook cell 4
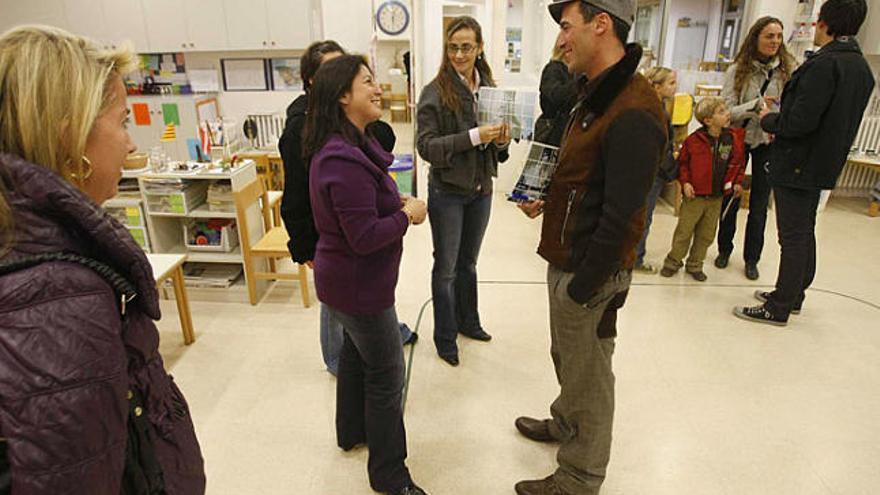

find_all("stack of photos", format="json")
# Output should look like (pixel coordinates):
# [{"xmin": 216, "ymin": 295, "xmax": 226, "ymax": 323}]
[
  {"xmin": 477, "ymin": 87, "xmax": 538, "ymax": 141},
  {"xmin": 508, "ymin": 143, "xmax": 560, "ymax": 203}
]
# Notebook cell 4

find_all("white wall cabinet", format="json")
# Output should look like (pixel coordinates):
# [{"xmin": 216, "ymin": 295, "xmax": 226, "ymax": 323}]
[
  {"xmin": 141, "ymin": 0, "xmax": 231, "ymax": 52},
  {"xmin": 140, "ymin": 0, "xmax": 190, "ymax": 52},
  {"xmin": 225, "ymin": 0, "xmax": 313, "ymax": 50},
  {"xmin": 101, "ymin": 0, "xmax": 149, "ymax": 51},
  {"xmin": 62, "ymin": 0, "xmax": 148, "ymax": 51},
  {"xmin": 223, "ymin": 0, "xmax": 272, "ymax": 49},
  {"xmin": 182, "ymin": 0, "xmax": 230, "ymax": 51},
  {"xmin": 266, "ymin": 0, "xmax": 312, "ymax": 49},
  {"xmin": 0, "ymin": 1, "xmax": 68, "ymax": 35},
  {"xmin": 2, "ymin": 0, "xmax": 314, "ymax": 52}
]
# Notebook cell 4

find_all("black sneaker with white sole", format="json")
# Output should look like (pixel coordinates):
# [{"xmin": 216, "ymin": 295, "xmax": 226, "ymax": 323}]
[
  {"xmin": 733, "ymin": 304, "xmax": 788, "ymax": 327},
  {"xmin": 753, "ymin": 290, "xmax": 801, "ymax": 314}
]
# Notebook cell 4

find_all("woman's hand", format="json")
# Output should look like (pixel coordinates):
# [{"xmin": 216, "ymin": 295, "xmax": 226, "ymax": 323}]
[
  {"xmin": 494, "ymin": 123, "xmax": 511, "ymax": 146},
  {"xmin": 478, "ymin": 124, "xmax": 504, "ymax": 144},
  {"xmin": 402, "ymin": 196, "xmax": 427, "ymax": 225}
]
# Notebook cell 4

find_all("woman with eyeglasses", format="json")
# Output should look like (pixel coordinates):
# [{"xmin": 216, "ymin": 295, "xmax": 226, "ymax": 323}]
[{"xmin": 416, "ymin": 15, "xmax": 510, "ymax": 367}]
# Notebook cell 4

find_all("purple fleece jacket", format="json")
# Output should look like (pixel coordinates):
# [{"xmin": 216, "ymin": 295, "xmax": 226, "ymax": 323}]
[{"xmin": 309, "ymin": 134, "xmax": 409, "ymax": 315}]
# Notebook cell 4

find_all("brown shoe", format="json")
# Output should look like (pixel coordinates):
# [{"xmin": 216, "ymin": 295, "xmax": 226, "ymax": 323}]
[
  {"xmin": 515, "ymin": 475, "xmax": 569, "ymax": 495},
  {"xmin": 514, "ymin": 417, "xmax": 557, "ymax": 443}
]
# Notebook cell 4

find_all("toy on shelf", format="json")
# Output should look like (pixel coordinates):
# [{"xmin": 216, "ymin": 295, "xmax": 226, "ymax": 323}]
[{"xmin": 184, "ymin": 219, "xmax": 239, "ymax": 252}]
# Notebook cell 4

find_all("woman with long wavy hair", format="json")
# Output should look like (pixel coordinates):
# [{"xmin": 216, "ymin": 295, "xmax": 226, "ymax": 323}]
[
  {"xmin": 716, "ymin": 16, "xmax": 796, "ymax": 280},
  {"xmin": 416, "ymin": 16, "xmax": 510, "ymax": 367}
]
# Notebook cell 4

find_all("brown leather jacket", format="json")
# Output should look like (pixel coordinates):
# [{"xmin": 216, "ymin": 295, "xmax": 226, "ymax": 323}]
[{"xmin": 538, "ymin": 44, "xmax": 667, "ymax": 304}]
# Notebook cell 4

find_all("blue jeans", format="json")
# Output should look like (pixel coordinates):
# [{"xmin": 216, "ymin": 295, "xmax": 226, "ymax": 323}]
[
  {"xmin": 321, "ymin": 303, "xmax": 412, "ymax": 375},
  {"xmin": 427, "ymin": 184, "xmax": 492, "ymax": 356},
  {"xmin": 635, "ymin": 176, "xmax": 667, "ymax": 266}
]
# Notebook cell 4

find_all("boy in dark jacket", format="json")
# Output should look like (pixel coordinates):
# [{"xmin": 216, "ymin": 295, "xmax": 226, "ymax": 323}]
[
  {"xmin": 734, "ymin": 0, "xmax": 875, "ymax": 326},
  {"xmin": 662, "ymin": 97, "xmax": 746, "ymax": 281}
]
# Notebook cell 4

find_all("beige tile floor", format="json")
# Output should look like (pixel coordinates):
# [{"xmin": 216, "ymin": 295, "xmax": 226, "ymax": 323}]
[{"xmin": 155, "ymin": 175, "xmax": 880, "ymax": 494}]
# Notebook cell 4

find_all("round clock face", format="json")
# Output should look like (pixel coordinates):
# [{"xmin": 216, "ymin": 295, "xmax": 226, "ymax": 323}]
[{"xmin": 377, "ymin": 0, "xmax": 410, "ymax": 36}]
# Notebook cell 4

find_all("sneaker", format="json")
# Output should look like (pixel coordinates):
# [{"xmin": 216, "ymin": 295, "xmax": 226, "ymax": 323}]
[
  {"xmin": 754, "ymin": 290, "xmax": 801, "ymax": 314},
  {"xmin": 634, "ymin": 262, "xmax": 658, "ymax": 274},
  {"xmin": 688, "ymin": 270, "xmax": 708, "ymax": 282},
  {"xmin": 733, "ymin": 304, "xmax": 788, "ymax": 327},
  {"xmin": 660, "ymin": 267, "xmax": 677, "ymax": 277},
  {"xmin": 745, "ymin": 262, "xmax": 760, "ymax": 280},
  {"xmin": 715, "ymin": 252, "xmax": 730, "ymax": 269}
]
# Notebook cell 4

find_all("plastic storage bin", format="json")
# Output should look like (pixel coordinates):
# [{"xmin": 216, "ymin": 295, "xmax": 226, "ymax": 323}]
[
  {"xmin": 143, "ymin": 180, "xmax": 209, "ymax": 215},
  {"xmin": 183, "ymin": 219, "xmax": 239, "ymax": 252},
  {"xmin": 389, "ymin": 154, "xmax": 413, "ymax": 195}
]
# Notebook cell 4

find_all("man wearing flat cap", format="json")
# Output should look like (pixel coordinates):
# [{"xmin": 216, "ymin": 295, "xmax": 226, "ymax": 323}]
[{"xmin": 514, "ymin": 1, "xmax": 667, "ymax": 493}]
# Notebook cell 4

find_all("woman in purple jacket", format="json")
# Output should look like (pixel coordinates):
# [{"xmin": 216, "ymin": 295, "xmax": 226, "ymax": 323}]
[
  {"xmin": 0, "ymin": 27, "xmax": 205, "ymax": 494},
  {"xmin": 302, "ymin": 55, "xmax": 428, "ymax": 495}
]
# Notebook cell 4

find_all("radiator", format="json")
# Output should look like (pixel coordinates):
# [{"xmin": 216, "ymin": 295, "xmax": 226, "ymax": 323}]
[
  {"xmin": 851, "ymin": 115, "xmax": 880, "ymax": 154},
  {"xmin": 837, "ymin": 93, "xmax": 880, "ymax": 198},
  {"xmin": 835, "ymin": 159, "xmax": 880, "ymax": 197},
  {"xmin": 245, "ymin": 113, "xmax": 286, "ymax": 149}
]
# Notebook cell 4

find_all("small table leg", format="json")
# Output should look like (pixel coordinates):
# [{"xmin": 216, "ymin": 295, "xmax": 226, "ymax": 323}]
[{"xmin": 171, "ymin": 266, "xmax": 196, "ymax": 345}]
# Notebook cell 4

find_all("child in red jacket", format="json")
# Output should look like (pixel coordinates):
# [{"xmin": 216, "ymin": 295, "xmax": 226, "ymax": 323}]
[{"xmin": 661, "ymin": 97, "xmax": 746, "ymax": 281}]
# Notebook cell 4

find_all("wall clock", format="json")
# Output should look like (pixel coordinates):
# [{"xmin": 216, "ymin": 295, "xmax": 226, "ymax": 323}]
[{"xmin": 376, "ymin": 0, "xmax": 410, "ymax": 36}]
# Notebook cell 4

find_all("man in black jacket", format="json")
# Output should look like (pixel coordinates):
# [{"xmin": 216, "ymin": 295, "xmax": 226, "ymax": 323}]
[{"xmin": 734, "ymin": 0, "xmax": 875, "ymax": 326}]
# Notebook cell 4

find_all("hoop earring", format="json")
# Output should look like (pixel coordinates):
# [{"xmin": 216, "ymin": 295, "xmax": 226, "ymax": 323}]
[{"xmin": 69, "ymin": 155, "xmax": 94, "ymax": 181}]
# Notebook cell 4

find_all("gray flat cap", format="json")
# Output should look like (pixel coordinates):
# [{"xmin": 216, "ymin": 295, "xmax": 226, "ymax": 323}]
[{"xmin": 548, "ymin": 0, "xmax": 636, "ymax": 28}]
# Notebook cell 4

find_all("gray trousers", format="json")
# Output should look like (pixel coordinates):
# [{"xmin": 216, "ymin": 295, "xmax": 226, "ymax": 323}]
[{"xmin": 546, "ymin": 265, "xmax": 631, "ymax": 495}]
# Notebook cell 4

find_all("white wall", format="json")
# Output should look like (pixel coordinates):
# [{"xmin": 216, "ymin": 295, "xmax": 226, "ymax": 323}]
[
  {"xmin": 857, "ymin": 0, "xmax": 880, "ymax": 55},
  {"xmin": 662, "ymin": 0, "xmax": 711, "ymax": 67},
  {"xmin": 185, "ymin": 50, "xmax": 304, "ymax": 127},
  {"xmin": 375, "ymin": 40, "xmax": 410, "ymax": 86},
  {"xmin": 320, "ymin": 0, "xmax": 374, "ymax": 52},
  {"xmin": 744, "ymin": 0, "xmax": 800, "ymax": 38}
]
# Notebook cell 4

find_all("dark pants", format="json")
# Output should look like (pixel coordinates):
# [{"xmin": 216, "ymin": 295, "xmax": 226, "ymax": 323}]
[
  {"xmin": 328, "ymin": 305, "xmax": 412, "ymax": 492},
  {"xmin": 427, "ymin": 184, "xmax": 492, "ymax": 356},
  {"xmin": 718, "ymin": 144, "xmax": 772, "ymax": 263},
  {"xmin": 766, "ymin": 186, "xmax": 821, "ymax": 318},
  {"xmin": 635, "ymin": 176, "xmax": 667, "ymax": 266}
]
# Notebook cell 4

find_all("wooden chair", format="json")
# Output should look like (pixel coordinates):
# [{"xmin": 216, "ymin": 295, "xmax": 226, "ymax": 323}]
[
  {"xmin": 234, "ymin": 178, "xmax": 311, "ymax": 307},
  {"xmin": 694, "ymin": 83, "xmax": 723, "ymax": 97}
]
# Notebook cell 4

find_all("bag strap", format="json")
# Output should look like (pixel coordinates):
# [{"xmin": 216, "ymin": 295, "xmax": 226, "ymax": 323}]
[
  {"xmin": 758, "ymin": 68, "xmax": 774, "ymax": 97},
  {"xmin": 0, "ymin": 253, "xmax": 137, "ymax": 315}
]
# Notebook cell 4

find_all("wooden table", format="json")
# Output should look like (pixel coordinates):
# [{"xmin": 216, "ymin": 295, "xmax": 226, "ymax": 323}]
[
  {"xmin": 147, "ymin": 253, "xmax": 195, "ymax": 345},
  {"xmin": 845, "ymin": 155, "xmax": 880, "ymax": 217}
]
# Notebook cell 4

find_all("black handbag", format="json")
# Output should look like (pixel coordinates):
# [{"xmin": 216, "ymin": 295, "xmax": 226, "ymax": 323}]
[{"xmin": 0, "ymin": 253, "xmax": 165, "ymax": 495}]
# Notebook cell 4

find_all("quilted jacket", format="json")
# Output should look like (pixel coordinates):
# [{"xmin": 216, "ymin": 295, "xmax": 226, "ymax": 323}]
[{"xmin": 0, "ymin": 153, "xmax": 205, "ymax": 494}]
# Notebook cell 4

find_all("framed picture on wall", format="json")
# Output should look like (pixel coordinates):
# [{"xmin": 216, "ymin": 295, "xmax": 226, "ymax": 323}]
[
  {"xmin": 221, "ymin": 58, "xmax": 269, "ymax": 92},
  {"xmin": 270, "ymin": 58, "xmax": 303, "ymax": 91}
]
